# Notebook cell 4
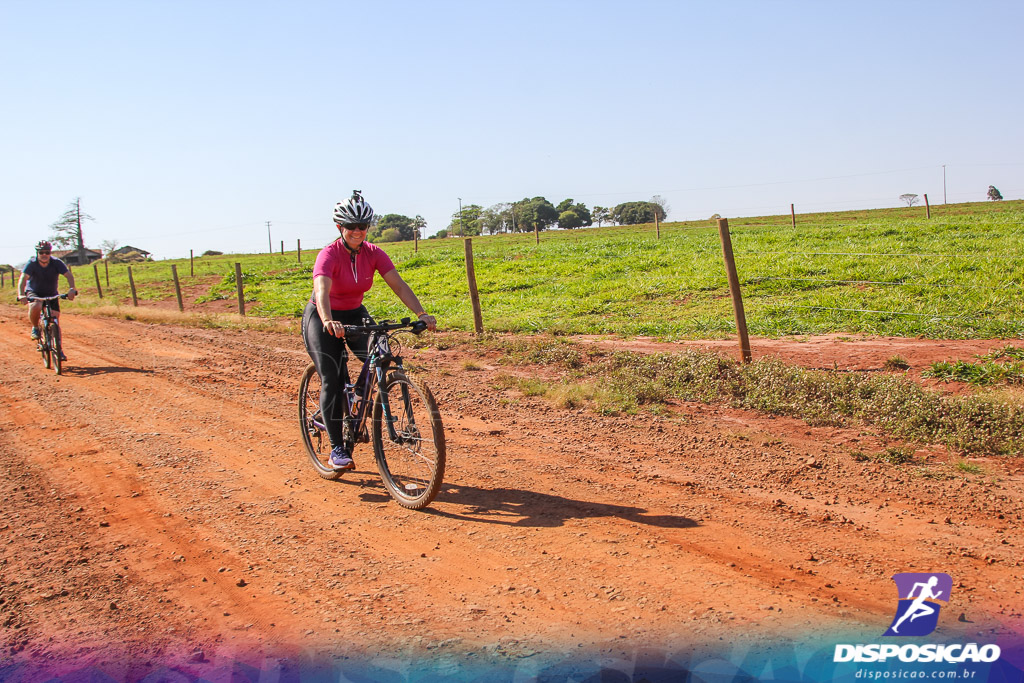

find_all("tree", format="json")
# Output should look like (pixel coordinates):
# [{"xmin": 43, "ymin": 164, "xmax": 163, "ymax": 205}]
[
  {"xmin": 512, "ymin": 197, "xmax": 558, "ymax": 233},
  {"xmin": 371, "ymin": 214, "xmax": 415, "ymax": 242},
  {"xmin": 448, "ymin": 204, "xmax": 483, "ymax": 236},
  {"xmin": 100, "ymin": 239, "xmax": 120, "ymax": 259},
  {"xmin": 899, "ymin": 193, "xmax": 919, "ymax": 207},
  {"xmin": 987, "ymin": 185, "xmax": 1003, "ymax": 201},
  {"xmin": 481, "ymin": 203, "xmax": 513, "ymax": 235},
  {"xmin": 412, "ymin": 215, "xmax": 427, "ymax": 240},
  {"xmin": 558, "ymin": 210, "xmax": 583, "ymax": 229},
  {"xmin": 592, "ymin": 206, "xmax": 610, "ymax": 227},
  {"xmin": 50, "ymin": 197, "xmax": 94, "ymax": 265},
  {"xmin": 611, "ymin": 201, "xmax": 660, "ymax": 225},
  {"xmin": 650, "ymin": 195, "xmax": 670, "ymax": 221}
]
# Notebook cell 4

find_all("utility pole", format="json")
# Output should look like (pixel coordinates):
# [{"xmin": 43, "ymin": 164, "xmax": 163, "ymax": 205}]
[
  {"xmin": 458, "ymin": 198, "xmax": 463, "ymax": 238},
  {"xmin": 942, "ymin": 165, "xmax": 947, "ymax": 204},
  {"xmin": 266, "ymin": 221, "xmax": 272, "ymax": 253}
]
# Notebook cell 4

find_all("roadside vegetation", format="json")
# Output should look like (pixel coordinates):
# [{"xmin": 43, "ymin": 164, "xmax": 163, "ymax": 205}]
[{"xmin": 484, "ymin": 337, "xmax": 1024, "ymax": 456}]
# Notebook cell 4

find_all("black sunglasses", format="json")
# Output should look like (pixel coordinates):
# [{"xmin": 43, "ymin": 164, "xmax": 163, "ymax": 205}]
[
  {"xmin": 343, "ymin": 224, "xmax": 369, "ymax": 232},
  {"xmin": 37, "ymin": 250, "xmax": 51, "ymax": 255}
]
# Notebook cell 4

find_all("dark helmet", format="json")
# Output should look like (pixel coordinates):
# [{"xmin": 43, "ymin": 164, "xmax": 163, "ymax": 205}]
[
  {"xmin": 333, "ymin": 190, "xmax": 375, "ymax": 226},
  {"xmin": 35, "ymin": 240, "xmax": 52, "ymax": 252}
]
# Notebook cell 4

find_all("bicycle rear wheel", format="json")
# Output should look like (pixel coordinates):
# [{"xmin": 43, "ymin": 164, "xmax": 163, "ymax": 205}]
[
  {"xmin": 49, "ymin": 323, "xmax": 62, "ymax": 375},
  {"xmin": 298, "ymin": 363, "xmax": 342, "ymax": 481},
  {"xmin": 40, "ymin": 325, "xmax": 51, "ymax": 370},
  {"xmin": 372, "ymin": 370, "xmax": 445, "ymax": 510}
]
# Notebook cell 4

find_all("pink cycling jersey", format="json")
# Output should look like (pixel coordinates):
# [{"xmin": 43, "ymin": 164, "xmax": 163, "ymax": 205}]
[{"xmin": 310, "ymin": 239, "xmax": 396, "ymax": 310}]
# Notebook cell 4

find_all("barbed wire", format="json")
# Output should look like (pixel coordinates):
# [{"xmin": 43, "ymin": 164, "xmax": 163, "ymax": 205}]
[{"xmin": 744, "ymin": 276, "xmax": 1024, "ymax": 290}]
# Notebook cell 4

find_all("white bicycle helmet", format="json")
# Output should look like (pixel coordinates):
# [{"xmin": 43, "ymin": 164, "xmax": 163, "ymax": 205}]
[{"xmin": 333, "ymin": 190, "xmax": 375, "ymax": 225}]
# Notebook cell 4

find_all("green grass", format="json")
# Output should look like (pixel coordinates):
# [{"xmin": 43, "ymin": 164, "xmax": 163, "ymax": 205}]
[
  {"xmin": 52, "ymin": 199, "xmax": 1024, "ymax": 339},
  {"xmin": 488, "ymin": 337, "xmax": 1024, "ymax": 455},
  {"xmin": 924, "ymin": 345, "xmax": 1024, "ymax": 386}
]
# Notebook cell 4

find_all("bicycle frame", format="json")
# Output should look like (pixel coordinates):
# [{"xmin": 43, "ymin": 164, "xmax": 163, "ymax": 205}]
[{"xmin": 316, "ymin": 318, "xmax": 427, "ymax": 452}]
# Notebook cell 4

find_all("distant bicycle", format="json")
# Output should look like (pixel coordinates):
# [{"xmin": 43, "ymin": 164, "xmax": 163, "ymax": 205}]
[
  {"xmin": 23, "ymin": 293, "xmax": 68, "ymax": 375},
  {"xmin": 298, "ymin": 317, "xmax": 446, "ymax": 510}
]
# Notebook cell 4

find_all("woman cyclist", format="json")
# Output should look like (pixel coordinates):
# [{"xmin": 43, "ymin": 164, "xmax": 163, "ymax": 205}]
[{"xmin": 302, "ymin": 191, "xmax": 436, "ymax": 471}]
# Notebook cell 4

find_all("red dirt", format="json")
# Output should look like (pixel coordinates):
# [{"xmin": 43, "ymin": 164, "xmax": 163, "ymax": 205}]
[{"xmin": 1, "ymin": 304, "xmax": 1022, "ymax": 677}]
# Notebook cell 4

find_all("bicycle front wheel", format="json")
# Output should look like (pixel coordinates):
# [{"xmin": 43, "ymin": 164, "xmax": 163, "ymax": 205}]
[
  {"xmin": 49, "ymin": 323, "xmax": 62, "ymax": 375},
  {"xmin": 40, "ymin": 325, "xmax": 52, "ymax": 369},
  {"xmin": 298, "ymin": 363, "xmax": 342, "ymax": 481},
  {"xmin": 372, "ymin": 370, "xmax": 446, "ymax": 510}
]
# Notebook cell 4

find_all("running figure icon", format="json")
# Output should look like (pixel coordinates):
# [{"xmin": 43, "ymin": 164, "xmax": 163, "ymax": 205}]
[
  {"xmin": 891, "ymin": 576, "xmax": 943, "ymax": 634},
  {"xmin": 883, "ymin": 572, "xmax": 952, "ymax": 637}
]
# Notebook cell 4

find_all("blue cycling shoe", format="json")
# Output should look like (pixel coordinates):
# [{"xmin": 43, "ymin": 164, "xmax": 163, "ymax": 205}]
[{"xmin": 329, "ymin": 446, "xmax": 354, "ymax": 470}]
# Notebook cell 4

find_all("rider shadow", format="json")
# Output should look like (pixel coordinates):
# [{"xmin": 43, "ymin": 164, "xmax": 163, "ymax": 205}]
[
  {"xmin": 61, "ymin": 365, "xmax": 154, "ymax": 377},
  {"xmin": 350, "ymin": 478, "xmax": 698, "ymax": 530}
]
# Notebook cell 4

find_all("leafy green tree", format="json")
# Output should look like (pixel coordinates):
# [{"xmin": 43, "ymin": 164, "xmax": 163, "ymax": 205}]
[
  {"xmin": 592, "ymin": 206, "xmax": 610, "ymax": 227},
  {"xmin": 611, "ymin": 201, "xmax": 661, "ymax": 225},
  {"xmin": 371, "ymin": 213, "xmax": 415, "ymax": 241},
  {"xmin": 555, "ymin": 199, "xmax": 592, "ymax": 227},
  {"xmin": 430, "ymin": 229, "xmax": 448, "ymax": 239},
  {"xmin": 513, "ymin": 197, "xmax": 558, "ymax": 233},
  {"xmin": 50, "ymin": 197, "xmax": 94, "ymax": 264},
  {"xmin": 987, "ymin": 185, "xmax": 1003, "ymax": 201},
  {"xmin": 379, "ymin": 228, "xmax": 402, "ymax": 242},
  {"xmin": 558, "ymin": 210, "xmax": 583, "ymax": 229},
  {"xmin": 448, "ymin": 204, "xmax": 483, "ymax": 236}
]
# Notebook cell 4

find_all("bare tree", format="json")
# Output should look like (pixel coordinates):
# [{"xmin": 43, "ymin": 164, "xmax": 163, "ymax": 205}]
[
  {"xmin": 100, "ymin": 239, "xmax": 120, "ymax": 259},
  {"xmin": 899, "ymin": 193, "xmax": 919, "ymax": 208},
  {"xmin": 50, "ymin": 197, "xmax": 94, "ymax": 265}
]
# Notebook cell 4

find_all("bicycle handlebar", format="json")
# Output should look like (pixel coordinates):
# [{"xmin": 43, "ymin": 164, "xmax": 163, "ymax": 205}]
[
  {"xmin": 342, "ymin": 317, "xmax": 429, "ymax": 336},
  {"xmin": 22, "ymin": 293, "xmax": 69, "ymax": 302}
]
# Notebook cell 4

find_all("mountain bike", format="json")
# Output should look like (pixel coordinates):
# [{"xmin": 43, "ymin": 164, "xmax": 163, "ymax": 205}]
[
  {"xmin": 24, "ymin": 294, "xmax": 67, "ymax": 375},
  {"xmin": 298, "ymin": 317, "xmax": 446, "ymax": 510}
]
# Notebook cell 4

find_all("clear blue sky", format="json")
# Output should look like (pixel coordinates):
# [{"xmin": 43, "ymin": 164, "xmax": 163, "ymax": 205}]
[{"xmin": 2, "ymin": 0, "xmax": 1022, "ymax": 266}]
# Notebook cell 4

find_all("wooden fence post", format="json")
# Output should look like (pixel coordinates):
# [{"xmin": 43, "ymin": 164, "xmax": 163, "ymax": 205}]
[
  {"xmin": 172, "ymin": 265, "xmax": 184, "ymax": 312},
  {"xmin": 280, "ymin": 240, "xmax": 284, "ymax": 255},
  {"xmin": 235, "ymin": 262, "xmax": 245, "ymax": 316},
  {"xmin": 297, "ymin": 239, "xmax": 302, "ymax": 263},
  {"xmin": 791, "ymin": 204, "xmax": 796, "ymax": 228},
  {"xmin": 464, "ymin": 239, "xmax": 484, "ymax": 334},
  {"xmin": 534, "ymin": 224, "xmax": 539, "ymax": 245},
  {"xmin": 655, "ymin": 212, "xmax": 661, "ymax": 239},
  {"xmin": 924, "ymin": 193, "xmax": 931, "ymax": 219},
  {"xmin": 1, "ymin": 269, "xmax": 5, "ymax": 288},
  {"xmin": 127, "ymin": 266, "xmax": 138, "ymax": 307},
  {"xmin": 93, "ymin": 263, "xmax": 103, "ymax": 298},
  {"xmin": 104, "ymin": 260, "xmax": 109, "ymax": 287},
  {"xmin": 717, "ymin": 218, "xmax": 752, "ymax": 364},
  {"xmin": 190, "ymin": 249, "xmax": 194, "ymax": 277}
]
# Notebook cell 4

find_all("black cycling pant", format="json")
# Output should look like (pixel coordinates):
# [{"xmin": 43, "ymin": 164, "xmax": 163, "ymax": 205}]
[{"xmin": 301, "ymin": 302, "xmax": 374, "ymax": 448}]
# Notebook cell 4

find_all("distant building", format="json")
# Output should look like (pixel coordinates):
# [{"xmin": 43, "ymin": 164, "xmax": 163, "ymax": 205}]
[
  {"xmin": 109, "ymin": 246, "xmax": 153, "ymax": 262},
  {"xmin": 53, "ymin": 248, "xmax": 103, "ymax": 265}
]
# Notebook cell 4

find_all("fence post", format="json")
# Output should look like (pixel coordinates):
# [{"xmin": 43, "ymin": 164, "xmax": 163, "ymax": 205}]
[
  {"xmin": 791, "ymin": 204, "xmax": 796, "ymax": 228},
  {"xmin": 172, "ymin": 265, "xmax": 184, "ymax": 312},
  {"xmin": 297, "ymin": 239, "xmax": 302, "ymax": 263},
  {"xmin": 717, "ymin": 218, "xmax": 752, "ymax": 364},
  {"xmin": 93, "ymin": 263, "xmax": 103, "ymax": 298},
  {"xmin": 1, "ymin": 269, "xmax": 5, "ymax": 288},
  {"xmin": 104, "ymin": 260, "xmax": 109, "ymax": 287},
  {"xmin": 464, "ymin": 238, "xmax": 484, "ymax": 334},
  {"xmin": 280, "ymin": 240, "xmax": 284, "ymax": 255},
  {"xmin": 127, "ymin": 266, "xmax": 138, "ymax": 307},
  {"xmin": 534, "ymin": 224, "xmax": 539, "ymax": 245},
  {"xmin": 235, "ymin": 262, "xmax": 245, "ymax": 316},
  {"xmin": 190, "ymin": 249, "xmax": 194, "ymax": 277},
  {"xmin": 924, "ymin": 193, "xmax": 931, "ymax": 219},
  {"xmin": 655, "ymin": 212, "xmax": 661, "ymax": 239}
]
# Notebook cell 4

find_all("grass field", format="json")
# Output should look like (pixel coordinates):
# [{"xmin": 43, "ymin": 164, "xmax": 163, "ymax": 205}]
[{"xmin": 37, "ymin": 199, "xmax": 1024, "ymax": 340}]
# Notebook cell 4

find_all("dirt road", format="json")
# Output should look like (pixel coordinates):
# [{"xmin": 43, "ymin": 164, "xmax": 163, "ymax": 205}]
[{"xmin": 1, "ymin": 305, "xmax": 1022, "ymax": 678}]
